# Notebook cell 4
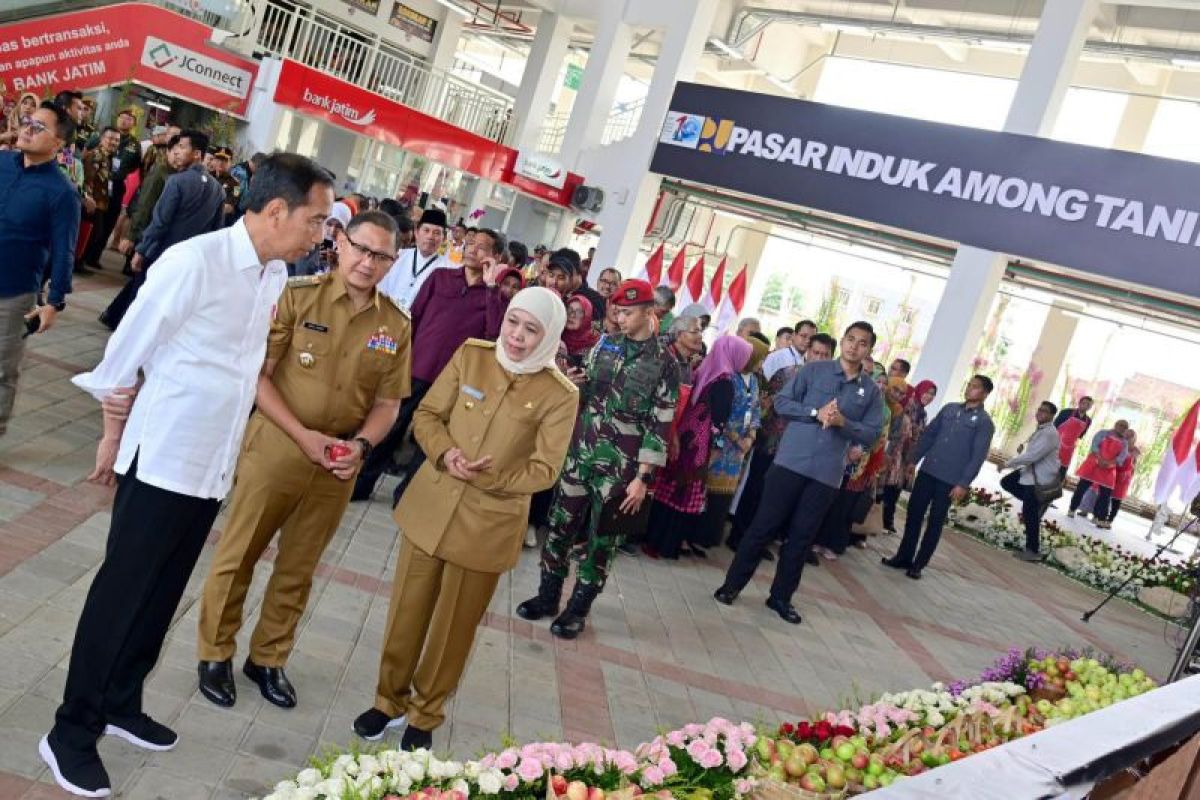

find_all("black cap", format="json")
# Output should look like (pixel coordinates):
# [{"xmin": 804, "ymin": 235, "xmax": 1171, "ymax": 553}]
[
  {"xmin": 419, "ymin": 208, "xmax": 448, "ymax": 229},
  {"xmin": 548, "ymin": 247, "xmax": 581, "ymax": 275}
]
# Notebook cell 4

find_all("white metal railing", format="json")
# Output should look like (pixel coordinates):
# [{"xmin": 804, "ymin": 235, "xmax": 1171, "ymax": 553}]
[
  {"xmin": 251, "ymin": 0, "xmax": 514, "ymax": 142},
  {"xmin": 535, "ymin": 97, "xmax": 646, "ymax": 155}
]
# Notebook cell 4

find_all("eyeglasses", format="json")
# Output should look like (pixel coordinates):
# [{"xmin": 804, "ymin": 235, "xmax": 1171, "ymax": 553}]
[
  {"xmin": 566, "ymin": 307, "xmax": 586, "ymax": 318},
  {"xmin": 20, "ymin": 117, "xmax": 49, "ymax": 136},
  {"xmin": 343, "ymin": 233, "xmax": 396, "ymax": 268}
]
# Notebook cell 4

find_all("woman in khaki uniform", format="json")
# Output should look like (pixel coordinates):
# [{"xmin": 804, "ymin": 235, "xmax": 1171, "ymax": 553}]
[{"xmin": 354, "ymin": 287, "xmax": 577, "ymax": 750}]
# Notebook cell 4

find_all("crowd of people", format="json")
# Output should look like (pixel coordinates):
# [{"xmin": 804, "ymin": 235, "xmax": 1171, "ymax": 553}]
[{"xmin": 0, "ymin": 93, "xmax": 1147, "ymax": 799}]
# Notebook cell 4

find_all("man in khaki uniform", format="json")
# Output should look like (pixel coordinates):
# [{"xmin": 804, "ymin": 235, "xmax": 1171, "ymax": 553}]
[
  {"xmin": 196, "ymin": 210, "xmax": 411, "ymax": 710},
  {"xmin": 352, "ymin": 288, "xmax": 576, "ymax": 749}
]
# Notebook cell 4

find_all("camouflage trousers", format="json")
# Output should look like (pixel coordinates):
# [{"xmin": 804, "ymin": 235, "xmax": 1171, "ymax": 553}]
[{"xmin": 540, "ymin": 461, "xmax": 623, "ymax": 590}]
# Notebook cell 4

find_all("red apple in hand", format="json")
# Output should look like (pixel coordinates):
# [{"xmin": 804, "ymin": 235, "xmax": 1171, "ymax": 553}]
[{"xmin": 328, "ymin": 442, "xmax": 353, "ymax": 461}]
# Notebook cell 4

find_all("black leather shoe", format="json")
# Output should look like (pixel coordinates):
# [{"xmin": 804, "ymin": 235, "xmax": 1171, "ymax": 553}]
[
  {"xmin": 765, "ymin": 597, "xmax": 802, "ymax": 625},
  {"xmin": 906, "ymin": 568, "xmax": 923, "ymax": 580},
  {"xmin": 550, "ymin": 583, "xmax": 599, "ymax": 640},
  {"xmin": 762, "ymin": 549, "xmax": 775, "ymax": 562},
  {"xmin": 516, "ymin": 571, "xmax": 564, "ymax": 621},
  {"xmin": 881, "ymin": 556, "xmax": 911, "ymax": 570},
  {"xmin": 805, "ymin": 551, "xmax": 820, "ymax": 566},
  {"xmin": 197, "ymin": 660, "xmax": 236, "ymax": 708},
  {"xmin": 713, "ymin": 587, "xmax": 737, "ymax": 606},
  {"xmin": 242, "ymin": 659, "xmax": 296, "ymax": 708},
  {"xmin": 400, "ymin": 724, "xmax": 434, "ymax": 751}
]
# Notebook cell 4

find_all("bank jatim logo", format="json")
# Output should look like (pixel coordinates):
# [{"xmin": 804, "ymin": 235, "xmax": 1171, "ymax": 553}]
[{"xmin": 660, "ymin": 111, "xmax": 736, "ymax": 154}]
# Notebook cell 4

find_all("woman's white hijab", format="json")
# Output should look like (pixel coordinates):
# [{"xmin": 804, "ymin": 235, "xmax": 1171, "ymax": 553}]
[{"xmin": 495, "ymin": 287, "xmax": 567, "ymax": 375}]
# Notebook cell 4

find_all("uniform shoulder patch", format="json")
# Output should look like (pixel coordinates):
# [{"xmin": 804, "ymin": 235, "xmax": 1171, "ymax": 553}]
[
  {"xmin": 380, "ymin": 292, "xmax": 410, "ymax": 319},
  {"xmin": 550, "ymin": 368, "xmax": 579, "ymax": 392},
  {"xmin": 287, "ymin": 274, "xmax": 323, "ymax": 288},
  {"xmin": 464, "ymin": 338, "xmax": 496, "ymax": 349}
]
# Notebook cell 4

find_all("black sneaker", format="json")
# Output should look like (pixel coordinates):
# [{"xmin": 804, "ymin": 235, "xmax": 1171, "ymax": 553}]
[
  {"xmin": 353, "ymin": 708, "xmax": 405, "ymax": 741},
  {"xmin": 104, "ymin": 713, "xmax": 178, "ymax": 751},
  {"xmin": 39, "ymin": 733, "xmax": 111, "ymax": 797},
  {"xmin": 400, "ymin": 724, "xmax": 434, "ymax": 751}
]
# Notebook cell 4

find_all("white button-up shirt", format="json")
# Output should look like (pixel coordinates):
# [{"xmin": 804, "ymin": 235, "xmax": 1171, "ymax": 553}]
[
  {"xmin": 72, "ymin": 219, "xmax": 287, "ymax": 500},
  {"xmin": 378, "ymin": 247, "xmax": 450, "ymax": 311},
  {"xmin": 762, "ymin": 345, "xmax": 804, "ymax": 381}
]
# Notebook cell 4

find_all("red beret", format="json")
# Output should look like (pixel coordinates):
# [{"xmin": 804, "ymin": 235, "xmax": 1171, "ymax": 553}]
[{"xmin": 612, "ymin": 279, "xmax": 654, "ymax": 307}]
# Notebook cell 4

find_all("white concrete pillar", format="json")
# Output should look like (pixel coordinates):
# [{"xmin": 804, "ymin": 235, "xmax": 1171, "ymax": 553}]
[
  {"xmin": 239, "ymin": 57, "xmax": 286, "ymax": 156},
  {"xmin": 583, "ymin": 0, "xmax": 721, "ymax": 283},
  {"xmin": 1112, "ymin": 92, "xmax": 1161, "ymax": 153},
  {"xmin": 429, "ymin": 11, "xmax": 464, "ymax": 72},
  {"xmin": 1005, "ymin": 301, "xmax": 1082, "ymax": 453},
  {"xmin": 914, "ymin": 0, "xmax": 1098, "ymax": 408},
  {"xmin": 559, "ymin": 5, "xmax": 632, "ymax": 165},
  {"xmin": 509, "ymin": 12, "xmax": 573, "ymax": 152},
  {"xmin": 313, "ymin": 125, "xmax": 361, "ymax": 193}
]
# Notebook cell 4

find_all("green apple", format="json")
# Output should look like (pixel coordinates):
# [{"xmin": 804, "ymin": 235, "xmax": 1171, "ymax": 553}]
[{"xmin": 834, "ymin": 743, "xmax": 855, "ymax": 762}]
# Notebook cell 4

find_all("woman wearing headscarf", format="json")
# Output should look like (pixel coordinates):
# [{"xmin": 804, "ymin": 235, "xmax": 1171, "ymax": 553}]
[
  {"xmin": 697, "ymin": 335, "xmax": 768, "ymax": 552},
  {"xmin": 643, "ymin": 336, "xmax": 752, "ymax": 559},
  {"xmin": 293, "ymin": 201, "xmax": 354, "ymax": 276},
  {"xmin": 355, "ymin": 287, "xmax": 579, "ymax": 750},
  {"xmin": 881, "ymin": 379, "xmax": 937, "ymax": 533},
  {"xmin": 561, "ymin": 295, "xmax": 601, "ymax": 359},
  {"xmin": 0, "ymin": 92, "xmax": 38, "ymax": 149}
]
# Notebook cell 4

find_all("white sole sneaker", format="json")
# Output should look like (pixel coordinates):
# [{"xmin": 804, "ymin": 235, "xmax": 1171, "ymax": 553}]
[
  {"xmin": 39, "ymin": 735, "xmax": 111, "ymax": 798},
  {"xmin": 103, "ymin": 723, "xmax": 177, "ymax": 752},
  {"xmin": 356, "ymin": 714, "xmax": 406, "ymax": 742}
]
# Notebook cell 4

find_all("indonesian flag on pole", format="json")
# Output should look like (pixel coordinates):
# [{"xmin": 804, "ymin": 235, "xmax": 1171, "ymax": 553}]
[
  {"xmin": 704, "ymin": 256, "xmax": 728, "ymax": 311},
  {"xmin": 713, "ymin": 265, "xmax": 747, "ymax": 333},
  {"xmin": 663, "ymin": 246, "xmax": 687, "ymax": 291},
  {"xmin": 636, "ymin": 243, "xmax": 664, "ymax": 287},
  {"xmin": 1154, "ymin": 398, "xmax": 1200, "ymax": 505},
  {"xmin": 675, "ymin": 256, "xmax": 705, "ymax": 312}
]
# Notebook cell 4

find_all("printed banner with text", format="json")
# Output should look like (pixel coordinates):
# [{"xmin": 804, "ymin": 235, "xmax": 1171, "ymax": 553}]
[
  {"xmin": 0, "ymin": 2, "xmax": 258, "ymax": 116},
  {"xmin": 651, "ymin": 82, "xmax": 1200, "ymax": 299}
]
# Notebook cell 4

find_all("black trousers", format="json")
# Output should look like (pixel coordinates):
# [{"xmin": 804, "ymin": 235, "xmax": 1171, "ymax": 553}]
[
  {"xmin": 881, "ymin": 484, "xmax": 903, "ymax": 530},
  {"xmin": 352, "ymin": 377, "xmax": 432, "ymax": 501},
  {"xmin": 83, "ymin": 198, "xmax": 121, "ymax": 267},
  {"xmin": 721, "ymin": 464, "xmax": 839, "ymax": 604},
  {"xmin": 101, "ymin": 268, "xmax": 147, "ymax": 329},
  {"xmin": 892, "ymin": 471, "xmax": 953, "ymax": 569},
  {"xmin": 815, "ymin": 483, "xmax": 858, "ymax": 554},
  {"xmin": 53, "ymin": 459, "xmax": 220, "ymax": 754},
  {"xmin": 728, "ymin": 447, "xmax": 773, "ymax": 547},
  {"xmin": 1109, "ymin": 499, "xmax": 1124, "ymax": 523},
  {"xmin": 1000, "ymin": 471, "xmax": 1044, "ymax": 553},
  {"xmin": 1069, "ymin": 478, "xmax": 1113, "ymax": 520}
]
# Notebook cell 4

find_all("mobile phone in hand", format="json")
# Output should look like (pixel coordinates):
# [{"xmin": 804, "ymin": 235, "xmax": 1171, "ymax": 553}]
[{"xmin": 21, "ymin": 314, "xmax": 40, "ymax": 339}]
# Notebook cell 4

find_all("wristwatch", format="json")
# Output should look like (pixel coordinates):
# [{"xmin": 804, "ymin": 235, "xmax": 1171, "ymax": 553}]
[
  {"xmin": 51, "ymin": 301, "xmax": 66, "ymax": 312},
  {"xmin": 353, "ymin": 436, "xmax": 373, "ymax": 460},
  {"xmin": 637, "ymin": 469, "xmax": 654, "ymax": 483}
]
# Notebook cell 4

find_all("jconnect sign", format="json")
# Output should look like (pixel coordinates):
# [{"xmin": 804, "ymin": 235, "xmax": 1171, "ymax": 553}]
[
  {"xmin": 651, "ymin": 82, "xmax": 1200, "ymax": 299},
  {"xmin": 140, "ymin": 36, "xmax": 252, "ymax": 99}
]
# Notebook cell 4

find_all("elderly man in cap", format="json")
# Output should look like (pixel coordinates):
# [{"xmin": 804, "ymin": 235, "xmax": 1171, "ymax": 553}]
[
  {"xmin": 517, "ymin": 279, "xmax": 680, "ymax": 639},
  {"xmin": 378, "ymin": 207, "xmax": 450, "ymax": 311}
]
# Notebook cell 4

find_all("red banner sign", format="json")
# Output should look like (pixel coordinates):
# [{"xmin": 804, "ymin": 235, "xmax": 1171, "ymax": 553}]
[
  {"xmin": 0, "ymin": 3, "xmax": 259, "ymax": 116},
  {"xmin": 273, "ymin": 59, "xmax": 584, "ymax": 208}
]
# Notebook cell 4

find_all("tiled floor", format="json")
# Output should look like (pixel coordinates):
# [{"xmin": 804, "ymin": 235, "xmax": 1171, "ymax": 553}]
[{"xmin": 0, "ymin": 262, "xmax": 1184, "ymax": 798}]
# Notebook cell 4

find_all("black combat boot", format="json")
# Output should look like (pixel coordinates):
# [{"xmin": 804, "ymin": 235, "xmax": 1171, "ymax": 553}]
[
  {"xmin": 550, "ymin": 583, "xmax": 600, "ymax": 639},
  {"xmin": 515, "ymin": 571, "xmax": 564, "ymax": 621}
]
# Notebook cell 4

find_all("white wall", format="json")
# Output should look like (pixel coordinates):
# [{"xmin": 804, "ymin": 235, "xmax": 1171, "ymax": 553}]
[{"xmin": 302, "ymin": 0, "xmax": 455, "ymax": 60}]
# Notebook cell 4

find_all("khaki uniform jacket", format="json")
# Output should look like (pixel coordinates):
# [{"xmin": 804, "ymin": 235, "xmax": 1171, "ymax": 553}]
[{"xmin": 396, "ymin": 339, "xmax": 579, "ymax": 573}]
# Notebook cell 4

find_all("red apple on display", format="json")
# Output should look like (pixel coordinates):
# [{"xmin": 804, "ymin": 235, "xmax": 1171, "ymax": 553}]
[
  {"xmin": 850, "ymin": 751, "xmax": 869, "ymax": 770},
  {"xmin": 798, "ymin": 774, "xmax": 826, "ymax": 793},
  {"xmin": 587, "ymin": 788, "xmax": 605, "ymax": 800},
  {"xmin": 825, "ymin": 764, "xmax": 847, "ymax": 790},
  {"xmin": 795, "ymin": 744, "xmax": 819, "ymax": 765},
  {"xmin": 566, "ymin": 781, "xmax": 588, "ymax": 800},
  {"xmin": 551, "ymin": 776, "xmax": 568, "ymax": 797},
  {"xmin": 784, "ymin": 755, "xmax": 807, "ymax": 778}
]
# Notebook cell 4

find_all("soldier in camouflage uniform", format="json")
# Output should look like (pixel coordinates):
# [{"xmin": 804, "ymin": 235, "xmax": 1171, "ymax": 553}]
[
  {"xmin": 517, "ymin": 279, "xmax": 679, "ymax": 639},
  {"xmin": 210, "ymin": 147, "xmax": 241, "ymax": 227}
]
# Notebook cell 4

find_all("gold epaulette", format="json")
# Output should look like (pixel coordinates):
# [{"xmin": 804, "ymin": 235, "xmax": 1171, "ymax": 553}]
[
  {"xmin": 465, "ymin": 338, "xmax": 496, "ymax": 349},
  {"xmin": 380, "ymin": 292, "xmax": 410, "ymax": 319},
  {"xmin": 550, "ymin": 368, "xmax": 580, "ymax": 392},
  {"xmin": 287, "ymin": 274, "xmax": 323, "ymax": 288}
]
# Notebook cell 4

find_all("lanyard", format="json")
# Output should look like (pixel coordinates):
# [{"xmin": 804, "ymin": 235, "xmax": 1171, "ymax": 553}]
[{"xmin": 411, "ymin": 251, "xmax": 439, "ymax": 280}]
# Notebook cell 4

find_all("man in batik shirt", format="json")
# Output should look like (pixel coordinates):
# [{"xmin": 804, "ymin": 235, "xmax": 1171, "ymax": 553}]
[{"xmin": 516, "ymin": 279, "xmax": 679, "ymax": 639}]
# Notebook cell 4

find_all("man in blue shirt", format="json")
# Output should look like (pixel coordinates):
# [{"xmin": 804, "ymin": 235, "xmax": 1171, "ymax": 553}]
[
  {"xmin": 884, "ymin": 374, "xmax": 996, "ymax": 579},
  {"xmin": 716, "ymin": 321, "xmax": 884, "ymax": 624},
  {"xmin": 0, "ymin": 102, "xmax": 78, "ymax": 436}
]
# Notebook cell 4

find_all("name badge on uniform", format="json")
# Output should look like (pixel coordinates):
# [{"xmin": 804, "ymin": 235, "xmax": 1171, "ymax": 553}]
[
  {"xmin": 462, "ymin": 386, "xmax": 485, "ymax": 400},
  {"xmin": 857, "ymin": 387, "xmax": 865, "ymax": 396},
  {"xmin": 303, "ymin": 321, "xmax": 329, "ymax": 333},
  {"xmin": 367, "ymin": 326, "xmax": 397, "ymax": 356}
]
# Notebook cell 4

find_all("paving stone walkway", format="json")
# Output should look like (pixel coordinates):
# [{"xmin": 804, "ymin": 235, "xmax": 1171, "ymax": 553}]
[{"xmin": 0, "ymin": 264, "xmax": 1183, "ymax": 798}]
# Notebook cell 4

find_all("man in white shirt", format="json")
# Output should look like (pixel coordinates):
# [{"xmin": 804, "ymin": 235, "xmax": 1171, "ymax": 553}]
[
  {"xmin": 377, "ymin": 207, "xmax": 450, "ymax": 310},
  {"xmin": 762, "ymin": 319, "xmax": 816, "ymax": 381},
  {"xmin": 40, "ymin": 153, "xmax": 335, "ymax": 799}
]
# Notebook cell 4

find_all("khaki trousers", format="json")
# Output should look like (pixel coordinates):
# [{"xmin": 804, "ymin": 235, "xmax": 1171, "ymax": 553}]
[
  {"xmin": 197, "ymin": 415, "xmax": 356, "ymax": 666},
  {"xmin": 374, "ymin": 538, "xmax": 499, "ymax": 730},
  {"xmin": 0, "ymin": 293, "xmax": 34, "ymax": 435}
]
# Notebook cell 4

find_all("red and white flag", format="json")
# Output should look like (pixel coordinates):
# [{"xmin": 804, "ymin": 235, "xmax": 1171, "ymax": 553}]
[
  {"xmin": 663, "ymin": 247, "xmax": 687, "ymax": 291},
  {"xmin": 675, "ymin": 256, "xmax": 706, "ymax": 311},
  {"xmin": 1154, "ymin": 399, "xmax": 1200, "ymax": 505},
  {"xmin": 713, "ymin": 265, "xmax": 747, "ymax": 333},
  {"xmin": 636, "ymin": 243, "xmax": 665, "ymax": 287},
  {"xmin": 705, "ymin": 256, "xmax": 728, "ymax": 311}
]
